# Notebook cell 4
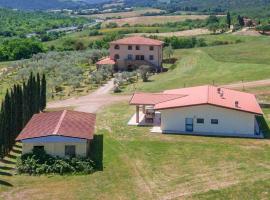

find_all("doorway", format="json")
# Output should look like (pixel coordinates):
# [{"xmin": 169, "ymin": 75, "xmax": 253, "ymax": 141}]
[{"xmin": 185, "ymin": 118, "xmax": 194, "ymax": 132}]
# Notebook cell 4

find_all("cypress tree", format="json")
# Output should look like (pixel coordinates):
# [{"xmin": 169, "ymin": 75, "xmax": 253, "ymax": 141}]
[
  {"xmin": 226, "ymin": 12, "xmax": 231, "ymax": 28},
  {"xmin": 36, "ymin": 73, "xmax": 41, "ymax": 112},
  {"xmin": 41, "ymin": 74, "xmax": 46, "ymax": 111},
  {"xmin": 0, "ymin": 73, "xmax": 46, "ymax": 158}
]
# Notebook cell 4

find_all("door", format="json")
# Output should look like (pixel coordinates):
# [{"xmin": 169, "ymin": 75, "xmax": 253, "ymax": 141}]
[{"xmin": 185, "ymin": 118, "xmax": 193, "ymax": 132}]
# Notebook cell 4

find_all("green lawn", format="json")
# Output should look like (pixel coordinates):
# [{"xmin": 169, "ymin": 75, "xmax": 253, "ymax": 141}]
[
  {"xmin": 1, "ymin": 103, "xmax": 270, "ymax": 199},
  {"xmin": 125, "ymin": 36, "xmax": 270, "ymax": 93}
]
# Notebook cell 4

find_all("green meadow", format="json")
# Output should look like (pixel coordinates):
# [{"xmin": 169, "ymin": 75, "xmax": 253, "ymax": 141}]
[
  {"xmin": 125, "ymin": 35, "xmax": 270, "ymax": 93},
  {"xmin": 1, "ymin": 104, "xmax": 269, "ymax": 199}
]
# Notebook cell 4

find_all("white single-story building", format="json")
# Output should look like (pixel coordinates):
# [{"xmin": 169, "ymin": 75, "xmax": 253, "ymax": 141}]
[
  {"xmin": 16, "ymin": 110, "xmax": 96, "ymax": 157},
  {"xmin": 129, "ymin": 85, "xmax": 264, "ymax": 138}
]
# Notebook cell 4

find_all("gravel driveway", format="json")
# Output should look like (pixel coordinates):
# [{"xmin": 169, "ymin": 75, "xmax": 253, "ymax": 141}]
[{"xmin": 48, "ymin": 79, "xmax": 131, "ymax": 113}]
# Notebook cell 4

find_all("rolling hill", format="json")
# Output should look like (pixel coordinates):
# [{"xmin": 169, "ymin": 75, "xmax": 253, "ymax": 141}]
[
  {"xmin": 124, "ymin": 0, "xmax": 270, "ymax": 13},
  {"xmin": 0, "ymin": 0, "xmax": 88, "ymax": 10}
]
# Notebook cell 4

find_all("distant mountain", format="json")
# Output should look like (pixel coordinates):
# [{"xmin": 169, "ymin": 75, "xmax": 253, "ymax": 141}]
[
  {"xmin": 124, "ymin": 0, "xmax": 270, "ymax": 13},
  {"xmin": 0, "ymin": 0, "xmax": 89, "ymax": 10}
]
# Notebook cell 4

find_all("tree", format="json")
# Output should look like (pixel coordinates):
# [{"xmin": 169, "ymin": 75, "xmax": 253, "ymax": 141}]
[
  {"xmin": 226, "ymin": 12, "xmax": 231, "ymax": 28},
  {"xmin": 207, "ymin": 23, "xmax": 220, "ymax": 34},
  {"xmin": 164, "ymin": 44, "xmax": 174, "ymax": 59},
  {"xmin": 40, "ymin": 74, "xmax": 47, "ymax": 111},
  {"xmin": 238, "ymin": 15, "xmax": 245, "ymax": 27},
  {"xmin": 138, "ymin": 65, "xmax": 152, "ymax": 82},
  {"xmin": 256, "ymin": 24, "xmax": 270, "ymax": 34}
]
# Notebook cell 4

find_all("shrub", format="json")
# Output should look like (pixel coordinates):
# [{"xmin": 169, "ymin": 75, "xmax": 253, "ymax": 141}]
[{"xmin": 17, "ymin": 149, "xmax": 95, "ymax": 175}]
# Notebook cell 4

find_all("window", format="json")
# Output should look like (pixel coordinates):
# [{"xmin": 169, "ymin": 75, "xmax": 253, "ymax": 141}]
[
  {"xmin": 211, "ymin": 119, "xmax": 219, "ymax": 124},
  {"xmin": 197, "ymin": 118, "xmax": 204, "ymax": 124},
  {"xmin": 114, "ymin": 54, "xmax": 120, "ymax": 60},
  {"xmin": 149, "ymin": 46, "xmax": 154, "ymax": 51},
  {"xmin": 114, "ymin": 45, "xmax": 120, "ymax": 50},
  {"xmin": 135, "ymin": 55, "xmax": 140, "ymax": 60},
  {"xmin": 127, "ymin": 54, "xmax": 133, "ymax": 60},
  {"xmin": 141, "ymin": 55, "xmax": 144, "ymax": 60},
  {"xmin": 149, "ymin": 55, "xmax": 154, "ymax": 60},
  {"xmin": 65, "ymin": 145, "xmax": 76, "ymax": 157},
  {"xmin": 136, "ymin": 45, "xmax": 140, "ymax": 50},
  {"xmin": 33, "ymin": 146, "xmax": 44, "ymax": 152},
  {"xmin": 128, "ymin": 45, "xmax": 132, "ymax": 50}
]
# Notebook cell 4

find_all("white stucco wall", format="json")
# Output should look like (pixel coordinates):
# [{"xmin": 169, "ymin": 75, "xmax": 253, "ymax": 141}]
[
  {"xmin": 22, "ymin": 141, "xmax": 89, "ymax": 157},
  {"xmin": 109, "ymin": 44, "xmax": 163, "ymax": 68},
  {"xmin": 160, "ymin": 105, "xmax": 256, "ymax": 136}
]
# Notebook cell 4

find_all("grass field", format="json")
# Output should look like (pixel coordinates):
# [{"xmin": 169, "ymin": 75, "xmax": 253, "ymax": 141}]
[
  {"xmin": 44, "ymin": 28, "xmax": 103, "ymax": 50},
  {"xmin": 86, "ymin": 8, "xmax": 163, "ymax": 19},
  {"xmin": 1, "ymin": 103, "xmax": 270, "ymax": 199},
  {"xmin": 103, "ymin": 15, "xmax": 209, "ymax": 26},
  {"xmin": 125, "ymin": 35, "xmax": 270, "ymax": 93}
]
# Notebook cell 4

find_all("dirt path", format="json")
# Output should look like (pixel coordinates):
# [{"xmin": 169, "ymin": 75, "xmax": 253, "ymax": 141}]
[
  {"xmin": 48, "ymin": 79, "xmax": 131, "ymax": 113},
  {"xmin": 232, "ymin": 27, "xmax": 261, "ymax": 36},
  {"xmin": 221, "ymin": 79, "xmax": 270, "ymax": 90}
]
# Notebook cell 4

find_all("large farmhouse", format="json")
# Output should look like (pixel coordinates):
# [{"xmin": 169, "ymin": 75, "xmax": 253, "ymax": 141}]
[
  {"xmin": 129, "ymin": 85, "xmax": 264, "ymax": 138},
  {"xmin": 16, "ymin": 110, "xmax": 96, "ymax": 157},
  {"xmin": 96, "ymin": 36, "xmax": 164, "ymax": 71}
]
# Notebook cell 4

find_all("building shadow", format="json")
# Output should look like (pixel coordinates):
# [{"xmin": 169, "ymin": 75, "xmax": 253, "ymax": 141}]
[
  {"xmin": 0, "ymin": 180, "xmax": 13, "ymax": 187},
  {"xmin": 257, "ymin": 116, "xmax": 270, "ymax": 139},
  {"xmin": 89, "ymin": 134, "xmax": 103, "ymax": 171}
]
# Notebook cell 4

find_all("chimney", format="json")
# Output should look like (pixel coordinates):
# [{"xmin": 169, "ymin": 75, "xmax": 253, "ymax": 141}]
[{"xmin": 235, "ymin": 101, "xmax": 239, "ymax": 107}]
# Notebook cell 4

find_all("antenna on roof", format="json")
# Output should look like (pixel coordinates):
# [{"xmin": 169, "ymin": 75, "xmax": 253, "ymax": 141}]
[
  {"xmin": 217, "ymin": 88, "xmax": 221, "ymax": 94},
  {"xmin": 220, "ymin": 90, "xmax": 224, "ymax": 98}
]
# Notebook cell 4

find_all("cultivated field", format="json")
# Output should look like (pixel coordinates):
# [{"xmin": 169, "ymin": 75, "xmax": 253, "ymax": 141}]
[
  {"xmin": 1, "ymin": 103, "xmax": 270, "ymax": 199},
  {"xmin": 81, "ymin": 8, "xmax": 163, "ymax": 19},
  {"xmin": 103, "ymin": 15, "xmax": 209, "ymax": 26},
  {"xmin": 131, "ymin": 28, "xmax": 210, "ymax": 37}
]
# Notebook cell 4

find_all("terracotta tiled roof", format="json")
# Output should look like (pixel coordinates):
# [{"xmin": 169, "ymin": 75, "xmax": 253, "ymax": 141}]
[
  {"xmin": 130, "ymin": 85, "xmax": 263, "ymax": 115},
  {"xmin": 130, "ymin": 93, "xmax": 186, "ymax": 105},
  {"xmin": 96, "ymin": 57, "xmax": 115, "ymax": 65},
  {"xmin": 16, "ymin": 110, "xmax": 96, "ymax": 141},
  {"xmin": 110, "ymin": 36, "xmax": 164, "ymax": 46}
]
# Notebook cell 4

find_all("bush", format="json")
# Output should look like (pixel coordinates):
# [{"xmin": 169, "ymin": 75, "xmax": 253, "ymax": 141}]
[{"xmin": 17, "ymin": 149, "xmax": 95, "ymax": 175}]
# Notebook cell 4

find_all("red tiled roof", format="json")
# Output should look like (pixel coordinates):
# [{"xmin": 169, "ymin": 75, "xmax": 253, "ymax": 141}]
[
  {"xmin": 110, "ymin": 36, "xmax": 164, "ymax": 46},
  {"xmin": 96, "ymin": 57, "xmax": 115, "ymax": 65},
  {"xmin": 130, "ymin": 93, "xmax": 186, "ymax": 105},
  {"xmin": 16, "ymin": 110, "xmax": 96, "ymax": 141},
  {"xmin": 130, "ymin": 85, "xmax": 263, "ymax": 115}
]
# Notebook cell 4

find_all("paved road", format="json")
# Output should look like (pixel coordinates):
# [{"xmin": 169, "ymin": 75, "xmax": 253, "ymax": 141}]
[{"xmin": 48, "ymin": 79, "xmax": 131, "ymax": 113}]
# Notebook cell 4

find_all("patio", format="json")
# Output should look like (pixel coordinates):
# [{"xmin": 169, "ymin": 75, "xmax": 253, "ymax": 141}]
[{"xmin": 128, "ymin": 110, "xmax": 161, "ymax": 127}]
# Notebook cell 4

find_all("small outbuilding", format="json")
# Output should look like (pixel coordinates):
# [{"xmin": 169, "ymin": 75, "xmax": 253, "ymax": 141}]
[
  {"xmin": 129, "ymin": 85, "xmax": 264, "ymax": 138},
  {"xmin": 16, "ymin": 110, "xmax": 96, "ymax": 157}
]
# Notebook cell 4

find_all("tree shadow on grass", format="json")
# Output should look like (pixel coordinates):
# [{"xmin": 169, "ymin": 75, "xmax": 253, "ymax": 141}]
[
  {"xmin": 0, "ymin": 180, "xmax": 13, "ymax": 187},
  {"xmin": 0, "ymin": 159, "xmax": 16, "ymax": 165},
  {"xmin": 89, "ymin": 134, "xmax": 103, "ymax": 171},
  {"xmin": 13, "ymin": 144, "xmax": 22, "ymax": 149},
  {"xmin": 11, "ymin": 149, "xmax": 22, "ymax": 154},
  {"xmin": 0, "ymin": 166, "xmax": 14, "ymax": 170},
  {"xmin": 0, "ymin": 171, "xmax": 12, "ymax": 176},
  {"xmin": 6, "ymin": 154, "xmax": 17, "ymax": 160}
]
